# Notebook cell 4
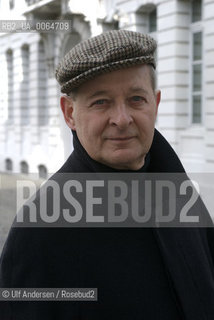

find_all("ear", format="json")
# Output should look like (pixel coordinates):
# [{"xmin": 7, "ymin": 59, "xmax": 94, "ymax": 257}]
[
  {"xmin": 60, "ymin": 96, "xmax": 76, "ymax": 130},
  {"xmin": 155, "ymin": 90, "xmax": 161, "ymax": 118}
]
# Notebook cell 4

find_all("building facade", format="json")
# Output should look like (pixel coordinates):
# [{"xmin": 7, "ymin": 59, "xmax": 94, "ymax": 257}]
[
  {"xmin": 0, "ymin": 0, "xmax": 214, "ymax": 176},
  {"xmin": 113, "ymin": 0, "xmax": 214, "ymax": 174}
]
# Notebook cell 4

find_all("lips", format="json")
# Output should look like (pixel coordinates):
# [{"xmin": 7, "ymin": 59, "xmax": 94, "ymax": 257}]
[{"xmin": 107, "ymin": 136, "xmax": 135, "ymax": 141}]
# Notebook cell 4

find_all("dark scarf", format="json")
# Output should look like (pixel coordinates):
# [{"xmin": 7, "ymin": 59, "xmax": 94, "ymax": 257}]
[{"xmin": 58, "ymin": 129, "xmax": 214, "ymax": 320}]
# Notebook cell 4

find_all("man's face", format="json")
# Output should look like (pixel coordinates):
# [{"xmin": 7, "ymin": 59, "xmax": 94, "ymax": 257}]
[{"xmin": 61, "ymin": 65, "xmax": 161, "ymax": 170}]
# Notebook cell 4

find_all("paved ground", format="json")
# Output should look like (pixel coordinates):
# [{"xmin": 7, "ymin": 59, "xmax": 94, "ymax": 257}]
[{"xmin": 0, "ymin": 173, "xmax": 43, "ymax": 256}]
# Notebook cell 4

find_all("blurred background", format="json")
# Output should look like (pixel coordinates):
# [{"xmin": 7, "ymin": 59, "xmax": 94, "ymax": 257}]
[{"xmin": 0, "ymin": 0, "xmax": 214, "ymax": 254}]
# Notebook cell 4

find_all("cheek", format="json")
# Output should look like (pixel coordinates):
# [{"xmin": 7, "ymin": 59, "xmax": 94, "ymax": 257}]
[
  {"xmin": 77, "ymin": 117, "xmax": 103, "ymax": 142},
  {"xmin": 88, "ymin": 116, "xmax": 107, "ymax": 135},
  {"xmin": 137, "ymin": 113, "xmax": 155, "ymax": 131}
]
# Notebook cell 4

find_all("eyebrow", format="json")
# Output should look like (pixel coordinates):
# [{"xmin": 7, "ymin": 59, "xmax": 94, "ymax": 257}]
[
  {"xmin": 87, "ymin": 90, "xmax": 110, "ymax": 100},
  {"xmin": 87, "ymin": 87, "xmax": 149, "ymax": 100},
  {"xmin": 127, "ymin": 87, "xmax": 149, "ymax": 95}
]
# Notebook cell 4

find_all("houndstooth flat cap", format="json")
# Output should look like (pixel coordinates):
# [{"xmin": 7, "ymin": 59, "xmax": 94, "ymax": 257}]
[{"xmin": 55, "ymin": 29, "xmax": 157, "ymax": 94}]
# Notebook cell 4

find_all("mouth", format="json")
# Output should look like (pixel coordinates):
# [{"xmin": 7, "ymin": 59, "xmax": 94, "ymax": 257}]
[{"xmin": 107, "ymin": 136, "xmax": 135, "ymax": 141}]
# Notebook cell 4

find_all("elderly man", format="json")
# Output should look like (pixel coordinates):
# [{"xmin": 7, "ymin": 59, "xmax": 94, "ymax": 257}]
[
  {"xmin": 58, "ymin": 31, "xmax": 160, "ymax": 172},
  {"xmin": 0, "ymin": 30, "xmax": 214, "ymax": 320}
]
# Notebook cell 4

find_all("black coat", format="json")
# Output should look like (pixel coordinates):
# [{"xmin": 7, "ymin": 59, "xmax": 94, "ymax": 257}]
[{"xmin": 1, "ymin": 129, "xmax": 214, "ymax": 320}]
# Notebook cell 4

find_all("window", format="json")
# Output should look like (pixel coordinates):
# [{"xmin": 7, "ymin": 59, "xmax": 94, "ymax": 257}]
[
  {"xmin": 6, "ymin": 49, "xmax": 14, "ymax": 123},
  {"xmin": 136, "ymin": 4, "xmax": 157, "ymax": 39},
  {"xmin": 190, "ymin": 0, "xmax": 203, "ymax": 124},
  {"xmin": 191, "ymin": 32, "xmax": 202, "ymax": 123},
  {"xmin": 38, "ymin": 165, "xmax": 47, "ymax": 179},
  {"xmin": 191, "ymin": 0, "xmax": 202, "ymax": 23},
  {"xmin": 38, "ymin": 40, "xmax": 48, "ymax": 126},
  {"xmin": 21, "ymin": 45, "xmax": 30, "ymax": 125},
  {"xmin": 9, "ymin": 0, "xmax": 14, "ymax": 10},
  {"xmin": 149, "ymin": 8, "xmax": 157, "ymax": 33},
  {"xmin": 5, "ymin": 158, "xmax": 13, "ymax": 171},
  {"xmin": 20, "ymin": 161, "xmax": 29, "ymax": 174}
]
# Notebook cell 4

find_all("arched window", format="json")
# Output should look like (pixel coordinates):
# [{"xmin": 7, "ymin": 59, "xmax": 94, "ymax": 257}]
[
  {"xmin": 38, "ymin": 164, "xmax": 47, "ymax": 179},
  {"xmin": 20, "ymin": 161, "xmax": 29, "ymax": 174},
  {"xmin": 9, "ymin": 0, "xmax": 14, "ymax": 10},
  {"xmin": 191, "ymin": 0, "xmax": 202, "ymax": 22},
  {"xmin": 6, "ymin": 49, "xmax": 14, "ymax": 123},
  {"xmin": 21, "ymin": 44, "xmax": 30, "ymax": 125},
  {"xmin": 5, "ymin": 158, "xmax": 13, "ymax": 171},
  {"xmin": 38, "ymin": 40, "xmax": 48, "ymax": 126},
  {"xmin": 136, "ymin": 4, "xmax": 157, "ymax": 37},
  {"xmin": 190, "ymin": 0, "xmax": 203, "ymax": 124},
  {"xmin": 148, "ymin": 8, "xmax": 157, "ymax": 33}
]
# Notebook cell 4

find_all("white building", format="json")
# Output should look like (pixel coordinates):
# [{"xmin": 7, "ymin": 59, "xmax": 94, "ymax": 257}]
[
  {"xmin": 113, "ymin": 0, "xmax": 214, "ymax": 174},
  {"xmin": 0, "ymin": 0, "xmax": 214, "ymax": 177}
]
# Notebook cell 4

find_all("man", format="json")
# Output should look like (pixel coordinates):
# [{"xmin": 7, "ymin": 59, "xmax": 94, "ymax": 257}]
[{"xmin": 0, "ymin": 30, "xmax": 214, "ymax": 319}]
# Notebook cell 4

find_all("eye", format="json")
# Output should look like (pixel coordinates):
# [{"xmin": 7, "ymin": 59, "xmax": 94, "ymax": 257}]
[
  {"xmin": 94, "ymin": 99, "xmax": 107, "ymax": 105},
  {"xmin": 128, "ymin": 96, "xmax": 147, "ymax": 107},
  {"xmin": 131, "ymin": 96, "xmax": 145, "ymax": 102},
  {"xmin": 92, "ymin": 99, "xmax": 108, "ymax": 106}
]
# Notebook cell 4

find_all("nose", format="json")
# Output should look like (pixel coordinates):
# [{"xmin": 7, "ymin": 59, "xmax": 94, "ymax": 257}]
[{"xmin": 109, "ymin": 102, "xmax": 133, "ymax": 129}]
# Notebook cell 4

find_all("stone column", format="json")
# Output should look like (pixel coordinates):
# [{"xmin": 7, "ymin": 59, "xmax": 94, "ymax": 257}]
[{"xmin": 157, "ymin": 0, "xmax": 190, "ymax": 152}]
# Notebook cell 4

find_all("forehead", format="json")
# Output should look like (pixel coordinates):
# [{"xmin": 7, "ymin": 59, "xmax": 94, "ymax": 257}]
[{"xmin": 75, "ymin": 65, "xmax": 153, "ymax": 98}]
